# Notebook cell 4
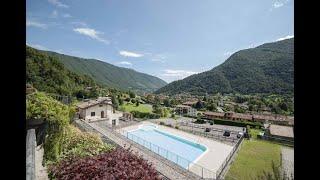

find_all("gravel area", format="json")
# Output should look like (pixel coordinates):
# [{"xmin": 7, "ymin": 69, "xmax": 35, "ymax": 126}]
[{"xmin": 150, "ymin": 118, "xmax": 245, "ymax": 145}]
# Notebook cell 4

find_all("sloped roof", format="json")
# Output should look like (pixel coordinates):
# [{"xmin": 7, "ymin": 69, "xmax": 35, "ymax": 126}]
[{"xmin": 77, "ymin": 97, "xmax": 112, "ymax": 109}]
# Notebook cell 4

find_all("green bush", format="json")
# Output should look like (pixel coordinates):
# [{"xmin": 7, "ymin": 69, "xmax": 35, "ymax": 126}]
[
  {"xmin": 194, "ymin": 119, "xmax": 206, "ymax": 124},
  {"xmin": 58, "ymin": 126, "xmax": 114, "ymax": 162},
  {"xmin": 131, "ymin": 111, "xmax": 160, "ymax": 119},
  {"xmin": 204, "ymin": 118, "xmax": 263, "ymax": 128},
  {"xmin": 27, "ymin": 92, "xmax": 71, "ymax": 162}
]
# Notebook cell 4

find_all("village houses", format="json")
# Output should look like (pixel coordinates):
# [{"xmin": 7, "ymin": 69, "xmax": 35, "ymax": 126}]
[{"xmin": 203, "ymin": 111, "xmax": 294, "ymax": 126}]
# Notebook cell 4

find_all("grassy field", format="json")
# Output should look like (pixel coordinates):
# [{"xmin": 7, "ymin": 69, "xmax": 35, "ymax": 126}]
[
  {"xmin": 120, "ymin": 103, "xmax": 153, "ymax": 113},
  {"xmin": 225, "ymin": 139, "xmax": 281, "ymax": 180}
]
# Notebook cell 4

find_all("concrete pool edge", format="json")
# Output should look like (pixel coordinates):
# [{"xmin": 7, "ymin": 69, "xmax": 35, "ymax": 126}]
[
  {"xmin": 119, "ymin": 121, "xmax": 234, "ymax": 177},
  {"xmin": 126, "ymin": 122, "xmax": 210, "ymax": 167}
]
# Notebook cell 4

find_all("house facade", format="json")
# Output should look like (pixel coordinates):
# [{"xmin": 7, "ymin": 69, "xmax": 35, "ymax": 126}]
[
  {"xmin": 175, "ymin": 105, "xmax": 197, "ymax": 117},
  {"xmin": 76, "ymin": 97, "xmax": 120, "ymax": 126}
]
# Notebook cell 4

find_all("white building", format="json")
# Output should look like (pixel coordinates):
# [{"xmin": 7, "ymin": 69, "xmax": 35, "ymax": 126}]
[
  {"xmin": 76, "ymin": 97, "xmax": 121, "ymax": 126},
  {"xmin": 175, "ymin": 105, "xmax": 197, "ymax": 117}
]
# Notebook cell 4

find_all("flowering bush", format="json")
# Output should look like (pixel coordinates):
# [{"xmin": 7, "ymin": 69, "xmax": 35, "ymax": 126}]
[{"xmin": 49, "ymin": 148, "xmax": 160, "ymax": 180}]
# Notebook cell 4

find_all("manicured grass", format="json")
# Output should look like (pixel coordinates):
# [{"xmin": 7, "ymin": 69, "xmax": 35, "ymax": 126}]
[
  {"xmin": 225, "ymin": 139, "xmax": 281, "ymax": 180},
  {"xmin": 120, "ymin": 103, "xmax": 153, "ymax": 113}
]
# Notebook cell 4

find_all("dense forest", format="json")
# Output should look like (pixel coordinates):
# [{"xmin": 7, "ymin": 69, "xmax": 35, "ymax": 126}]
[
  {"xmin": 42, "ymin": 50, "xmax": 167, "ymax": 93},
  {"xmin": 156, "ymin": 38, "xmax": 294, "ymax": 96},
  {"xmin": 26, "ymin": 46, "xmax": 100, "ymax": 98}
]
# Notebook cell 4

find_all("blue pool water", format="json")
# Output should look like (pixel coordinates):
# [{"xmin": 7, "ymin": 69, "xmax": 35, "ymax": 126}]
[{"xmin": 126, "ymin": 125, "xmax": 206, "ymax": 168}]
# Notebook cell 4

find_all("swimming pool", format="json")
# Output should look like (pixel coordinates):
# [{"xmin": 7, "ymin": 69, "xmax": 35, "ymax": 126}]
[{"xmin": 126, "ymin": 124, "xmax": 207, "ymax": 168}]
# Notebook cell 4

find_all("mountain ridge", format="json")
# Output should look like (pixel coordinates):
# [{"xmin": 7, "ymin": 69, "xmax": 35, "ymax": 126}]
[
  {"xmin": 155, "ymin": 38, "xmax": 294, "ymax": 95},
  {"xmin": 38, "ymin": 49, "xmax": 167, "ymax": 93}
]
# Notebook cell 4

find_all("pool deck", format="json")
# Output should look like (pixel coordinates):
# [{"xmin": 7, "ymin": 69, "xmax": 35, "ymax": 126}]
[{"xmin": 120, "ymin": 121, "xmax": 234, "ymax": 176}]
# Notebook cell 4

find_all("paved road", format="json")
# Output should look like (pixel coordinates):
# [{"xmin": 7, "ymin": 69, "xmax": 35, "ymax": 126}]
[{"xmin": 281, "ymin": 147, "xmax": 294, "ymax": 179}]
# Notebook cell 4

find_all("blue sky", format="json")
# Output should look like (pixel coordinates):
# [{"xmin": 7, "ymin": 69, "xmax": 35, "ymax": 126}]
[{"xmin": 27, "ymin": 0, "xmax": 293, "ymax": 83}]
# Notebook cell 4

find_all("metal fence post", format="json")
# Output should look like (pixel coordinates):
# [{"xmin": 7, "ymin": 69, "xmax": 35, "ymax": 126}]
[{"xmin": 202, "ymin": 167, "xmax": 204, "ymax": 178}]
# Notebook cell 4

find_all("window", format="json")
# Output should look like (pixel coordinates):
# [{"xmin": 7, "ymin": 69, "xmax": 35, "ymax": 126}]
[{"xmin": 91, "ymin": 112, "xmax": 95, "ymax": 116}]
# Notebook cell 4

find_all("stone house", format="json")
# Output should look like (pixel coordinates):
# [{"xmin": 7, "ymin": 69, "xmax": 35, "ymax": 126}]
[
  {"xmin": 76, "ymin": 97, "xmax": 121, "ymax": 126},
  {"xmin": 175, "ymin": 105, "xmax": 197, "ymax": 117}
]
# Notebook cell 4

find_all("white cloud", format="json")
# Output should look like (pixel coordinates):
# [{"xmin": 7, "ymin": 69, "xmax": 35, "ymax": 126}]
[
  {"xmin": 276, "ymin": 35, "xmax": 294, "ymax": 41},
  {"xmin": 159, "ymin": 69, "xmax": 199, "ymax": 82},
  {"xmin": 26, "ymin": 20, "xmax": 47, "ymax": 29},
  {"xmin": 223, "ymin": 51, "xmax": 233, "ymax": 57},
  {"xmin": 118, "ymin": 61, "xmax": 132, "ymax": 66},
  {"xmin": 162, "ymin": 69, "xmax": 198, "ymax": 78},
  {"xmin": 73, "ymin": 28, "xmax": 109, "ymax": 44},
  {"xmin": 151, "ymin": 59, "xmax": 166, "ymax": 63},
  {"xmin": 63, "ymin": 13, "xmax": 72, "ymax": 18},
  {"xmin": 271, "ymin": 0, "xmax": 290, "ymax": 10},
  {"xmin": 273, "ymin": 2, "xmax": 284, "ymax": 8},
  {"xmin": 71, "ymin": 21, "xmax": 87, "ymax": 27},
  {"xmin": 119, "ymin": 50, "xmax": 143, "ymax": 58},
  {"xmin": 48, "ymin": 0, "xmax": 69, "ymax": 8},
  {"xmin": 50, "ymin": 10, "xmax": 58, "ymax": 18}
]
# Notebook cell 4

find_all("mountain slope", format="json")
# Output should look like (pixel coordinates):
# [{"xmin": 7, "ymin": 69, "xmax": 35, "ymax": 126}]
[
  {"xmin": 26, "ymin": 46, "xmax": 99, "ymax": 97},
  {"xmin": 42, "ymin": 51, "xmax": 167, "ymax": 93},
  {"xmin": 156, "ymin": 38, "xmax": 294, "ymax": 95}
]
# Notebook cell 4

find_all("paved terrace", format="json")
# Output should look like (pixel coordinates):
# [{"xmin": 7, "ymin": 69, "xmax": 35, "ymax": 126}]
[
  {"xmin": 75, "ymin": 119, "xmax": 202, "ymax": 180},
  {"xmin": 281, "ymin": 147, "xmax": 294, "ymax": 179},
  {"xmin": 151, "ymin": 118, "xmax": 245, "ymax": 145},
  {"xmin": 121, "ymin": 121, "xmax": 234, "ymax": 178}
]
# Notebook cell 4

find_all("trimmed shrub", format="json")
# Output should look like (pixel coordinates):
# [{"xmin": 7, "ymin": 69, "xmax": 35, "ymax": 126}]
[
  {"xmin": 194, "ymin": 119, "xmax": 205, "ymax": 124},
  {"xmin": 204, "ymin": 118, "xmax": 263, "ymax": 128},
  {"xmin": 49, "ymin": 148, "xmax": 160, "ymax": 180},
  {"xmin": 131, "ymin": 111, "xmax": 160, "ymax": 119}
]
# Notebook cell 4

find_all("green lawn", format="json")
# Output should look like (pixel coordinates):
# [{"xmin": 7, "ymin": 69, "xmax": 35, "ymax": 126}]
[
  {"xmin": 120, "ymin": 103, "xmax": 153, "ymax": 113},
  {"xmin": 249, "ymin": 128, "xmax": 263, "ymax": 139},
  {"xmin": 225, "ymin": 139, "xmax": 281, "ymax": 180}
]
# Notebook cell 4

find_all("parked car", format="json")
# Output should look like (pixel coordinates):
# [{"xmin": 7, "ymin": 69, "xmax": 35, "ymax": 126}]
[
  {"xmin": 205, "ymin": 128, "xmax": 211, "ymax": 132},
  {"xmin": 237, "ymin": 132, "xmax": 244, "ymax": 138},
  {"xmin": 223, "ymin": 130, "xmax": 231, "ymax": 137}
]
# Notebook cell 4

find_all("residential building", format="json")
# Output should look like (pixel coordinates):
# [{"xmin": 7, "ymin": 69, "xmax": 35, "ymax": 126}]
[
  {"xmin": 76, "ymin": 97, "xmax": 121, "ymax": 126},
  {"xmin": 120, "ymin": 112, "xmax": 134, "ymax": 121},
  {"xmin": 203, "ymin": 111, "xmax": 294, "ymax": 125},
  {"xmin": 182, "ymin": 101, "xmax": 198, "ymax": 106},
  {"xmin": 175, "ymin": 105, "xmax": 197, "ymax": 117}
]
